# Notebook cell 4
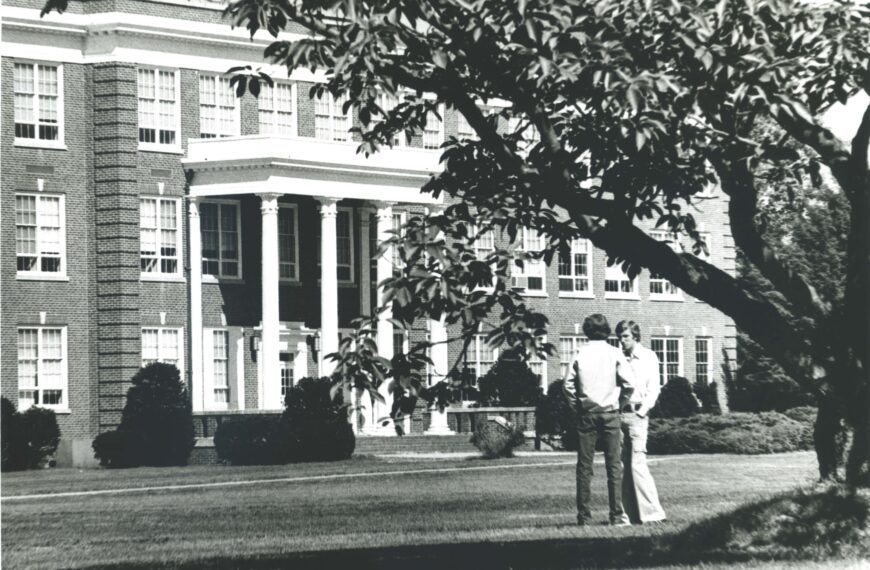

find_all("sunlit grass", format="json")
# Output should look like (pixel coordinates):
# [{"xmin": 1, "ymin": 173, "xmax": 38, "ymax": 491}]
[{"xmin": 3, "ymin": 451, "xmax": 865, "ymax": 569}]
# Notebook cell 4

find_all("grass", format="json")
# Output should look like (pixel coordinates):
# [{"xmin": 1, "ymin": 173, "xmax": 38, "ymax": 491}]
[{"xmin": 2, "ymin": 451, "xmax": 867, "ymax": 569}]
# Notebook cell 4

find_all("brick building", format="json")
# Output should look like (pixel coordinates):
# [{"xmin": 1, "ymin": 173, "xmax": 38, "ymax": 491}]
[{"xmin": 1, "ymin": 0, "xmax": 735, "ymax": 466}]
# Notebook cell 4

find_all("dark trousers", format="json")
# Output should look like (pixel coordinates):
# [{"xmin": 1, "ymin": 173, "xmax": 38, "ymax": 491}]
[{"xmin": 575, "ymin": 410, "xmax": 626, "ymax": 523}]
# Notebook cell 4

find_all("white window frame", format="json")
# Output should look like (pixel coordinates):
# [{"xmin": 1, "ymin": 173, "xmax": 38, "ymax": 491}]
[
  {"xmin": 390, "ymin": 211, "xmax": 407, "ymax": 277},
  {"xmin": 422, "ymin": 104, "xmax": 445, "ymax": 149},
  {"xmin": 140, "ymin": 197, "xmax": 183, "ymax": 280},
  {"xmin": 369, "ymin": 91, "xmax": 406, "ymax": 147},
  {"xmin": 259, "ymin": 81, "xmax": 297, "ymax": 136},
  {"xmin": 604, "ymin": 261, "xmax": 638, "ymax": 299},
  {"xmin": 314, "ymin": 91, "xmax": 351, "ymax": 142},
  {"xmin": 527, "ymin": 335, "xmax": 548, "ymax": 389},
  {"xmin": 15, "ymin": 193, "xmax": 66, "ymax": 280},
  {"xmin": 141, "ymin": 327, "xmax": 185, "ymax": 378},
  {"xmin": 200, "ymin": 199, "xmax": 243, "ymax": 281},
  {"xmin": 17, "ymin": 326, "xmax": 69, "ymax": 412},
  {"xmin": 137, "ymin": 67, "xmax": 182, "ymax": 152},
  {"xmin": 198, "ymin": 73, "xmax": 240, "ymax": 139},
  {"xmin": 204, "ymin": 328, "xmax": 230, "ymax": 410},
  {"xmin": 650, "ymin": 336, "xmax": 683, "ymax": 385},
  {"xmin": 695, "ymin": 337, "xmax": 713, "ymax": 384},
  {"xmin": 649, "ymin": 230, "xmax": 683, "ymax": 301},
  {"xmin": 457, "ymin": 112, "xmax": 477, "ymax": 140},
  {"xmin": 279, "ymin": 204, "xmax": 300, "ymax": 282},
  {"xmin": 13, "ymin": 61, "xmax": 65, "ymax": 149},
  {"xmin": 559, "ymin": 335, "xmax": 588, "ymax": 378},
  {"xmin": 511, "ymin": 227, "xmax": 546, "ymax": 295},
  {"xmin": 558, "ymin": 238, "xmax": 593, "ymax": 298},
  {"xmin": 469, "ymin": 333, "xmax": 498, "ymax": 384},
  {"xmin": 280, "ymin": 357, "xmax": 295, "ymax": 401},
  {"xmin": 470, "ymin": 223, "xmax": 497, "ymax": 291},
  {"xmin": 336, "ymin": 206, "xmax": 355, "ymax": 283}
]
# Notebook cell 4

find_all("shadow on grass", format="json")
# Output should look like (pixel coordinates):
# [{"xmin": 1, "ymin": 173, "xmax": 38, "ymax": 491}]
[{"xmin": 81, "ymin": 486, "xmax": 869, "ymax": 570}]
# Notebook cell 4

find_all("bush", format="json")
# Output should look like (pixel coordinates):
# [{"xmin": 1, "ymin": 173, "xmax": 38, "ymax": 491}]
[
  {"xmin": 693, "ymin": 380, "xmax": 722, "ymax": 415},
  {"xmin": 276, "ymin": 377, "xmax": 355, "ymax": 463},
  {"xmin": 214, "ymin": 416, "xmax": 282, "ymax": 465},
  {"xmin": 1, "ymin": 398, "xmax": 61, "ymax": 471},
  {"xmin": 535, "ymin": 380, "xmax": 578, "ymax": 451},
  {"xmin": 92, "ymin": 363, "xmax": 195, "ymax": 468},
  {"xmin": 470, "ymin": 417, "xmax": 526, "ymax": 458},
  {"xmin": 477, "ymin": 348, "xmax": 543, "ymax": 407},
  {"xmin": 647, "ymin": 412, "xmax": 813, "ymax": 454},
  {"xmin": 650, "ymin": 376, "xmax": 700, "ymax": 418}
]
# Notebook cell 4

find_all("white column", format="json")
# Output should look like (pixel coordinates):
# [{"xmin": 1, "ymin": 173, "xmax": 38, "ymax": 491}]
[
  {"xmin": 369, "ymin": 203, "xmax": 396, "ymax": 433},
  {"xmin": 259, "ymin": 193, "xmax": 282, "ymax": 409},
  {"xmin": 318, "ymin": 198, "xmax": 340, "ymax": 376},
  {"xmin": 425, "ymin": 205, "xmax": 453, "ymax": 434},
  {"xmin": 188, "ymin": 198, "xmax": 204, "ymax": 412}
]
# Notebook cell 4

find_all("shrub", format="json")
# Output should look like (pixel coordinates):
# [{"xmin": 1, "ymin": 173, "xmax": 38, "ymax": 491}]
[
  {"xmin": 1, "ymin": 398, "xmax": 61, "ymax": 471},
  {"xmin": 535, "ymin": 380, "xmax": 578, "ymax": 451},
  {"xmin": 477, "ymin": 348, "xmax": 543, "ymax": 407},
  {"xmin": 647, "ymin": 412, "xmax": 813, "ymax": 454},
  {"xmin": 276, "ymin": 377, "xmax": 355, "ymax": 463},
  {"xmin": 214, "ymin": 416, "xmax": 282, "ymax": 465},
  {"xmin": 470, "ymin": 417, "xmax": 526, "ymax": 458},
  {"xmin": 693, "ymin": 380, "xmax": 722, "ymax": 415},
  {"xmin": 650, "ymin": 376, "xmax": 700, "ymax": 418},
  {"xmin": 92, "ymin": 363, "xmax": 195, "ymax": 468}
]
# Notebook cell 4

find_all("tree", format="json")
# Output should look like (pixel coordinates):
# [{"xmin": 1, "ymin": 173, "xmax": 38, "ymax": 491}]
[{"xmin": 43, "ymin": 0, "xmax": 870, "ymax": 485}]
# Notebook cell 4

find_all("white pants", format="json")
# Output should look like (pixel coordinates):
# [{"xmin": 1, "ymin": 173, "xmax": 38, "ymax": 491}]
[{"xmin": 621, "ymin": 412, "xmax": 666, "ymax": 523}]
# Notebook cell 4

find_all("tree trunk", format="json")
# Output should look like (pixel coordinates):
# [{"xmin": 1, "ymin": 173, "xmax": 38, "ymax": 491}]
[
  {"xmin": 814, "ymin": 395, "xmax": 843, "ymax": 482},
  {"xmin": 845, "ymin": 392, "xmax": 869, "ymax": 488}
]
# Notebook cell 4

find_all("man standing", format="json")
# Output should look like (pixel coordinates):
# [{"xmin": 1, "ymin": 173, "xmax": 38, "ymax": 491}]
[
  {"xmin": 616, "ymin": 320, "xmax": 667, "ymax": 524},
  {"xmin": 563, "ymin": 314, "xmax": 635, "ymax": 526}
]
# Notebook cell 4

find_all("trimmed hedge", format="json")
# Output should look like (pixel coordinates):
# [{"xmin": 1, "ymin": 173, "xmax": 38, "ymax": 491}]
[
  {"xmin": 647, "ymin": 411, "xmax": 814, "ymax": 454},
  {"xmin": 470, "ymin": 417, "xmax": 526, "ymax": 459},
  {"xmin": 1, "ymin": 398, "xmax": 60, "ymax": 471},
  {"xmin": 213, "ymin": 416, "xmax": 282, "ymax": 465},
  {"xmin": 92, "ymin": 363, "xmax": 195, "ymax": 468},
  {"xmin": 650, "ymin": 376, "xmax": 700, "ymax": 418}
]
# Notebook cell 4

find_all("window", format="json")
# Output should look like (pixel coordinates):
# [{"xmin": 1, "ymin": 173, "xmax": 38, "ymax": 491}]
[
  {"xmin": 650, "ymin": 337, "xmax": 683, "ymax": 385},
  {"xmin": 369, "ymin": 92, "xmax": 406, "ymax": 146},
  {"xmin": 14, "ymin": 62, "xmax": 62, "ymax": 144},
  {"xmin": 559, "ymin": 335, "xmax": 588, "ymax": 378},
  {"xmin": 695, "ymin": 338, "xmax": 712, "ymax": 384},
  {"xmin": 17, "ymin": 327, "xmax": 67, "ymax": 410},
  {"xmin": 199, "ymin": 74, "xmax": 239, "ymax": 138},
  {"xmin": 457, "ymin": 113, "xmax": 477, "ymax": 140},
  {"xmin": 604, "ymin": 262, "xmax": 637, "ymax": 298},
  {"xmin": 391, "ymin": 212, "xmax": 405, "ymax": 277},
  {"xmin": 200, "ymin": 201, "xmax": 241, "ymax": 278},
  {"xmin": 212, "ymin": 330, "xmax": 229, "ymax": 404},
  {"xmin": 140, "ymin": 198, "xmax": 181, "ymax": 276},
  {"xmin": 470, "ymin": 223, "xmax": 497, "ymax": 290},
  {"xmin": 336, "ymin": 208, "xmax": 354, "ymax": 282},
  {"xmin": 259, "ymin": 82, "xmax": 296, "ymax": 136},
  {"xmin": 16, "ymin": 194, "xmax": 64, "ymax": 276},
  {"xmin": 314, "ymin": 92, "xmax": 350, "ymax": 141},
  {"xmin": 423, "ymin": 106, "xmax": 444, "ymax": 149},
  {"xmin": 649, "ymin": 231, "xmax": 682, "ymax": 299},
  {"xmin": 527, "ymin": 336, "xmax": 548, "ymax": 387},
  {"xmin": 558, "ymin": 238, "xmax": 592, "ymax": 296},
  {"xmin": 279, "ymin": 206, "xmax": 299, "ymax": 281},
  {"xmin": 511, "ymin": 227, "xmax": 545, "ymax": 293},
  {"xmin": 141, "ymin": 327, "xmax": 183, "ymax": 373},
  {"xmin": 469, "ymin": 334, "xmax": 497, "ymax": 383},
  {"xmin": 280, "ymin": 357, "xmax": 294, "ymax": 399},
  {"xmin": 138, "ymin": 68, "xmax": 178, "ymax": 147}
]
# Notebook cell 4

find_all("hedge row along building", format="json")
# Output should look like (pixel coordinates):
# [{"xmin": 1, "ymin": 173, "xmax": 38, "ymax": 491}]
[{"xmin": 1, "ymin": 0, "xmax": 735, "ymax": 466}]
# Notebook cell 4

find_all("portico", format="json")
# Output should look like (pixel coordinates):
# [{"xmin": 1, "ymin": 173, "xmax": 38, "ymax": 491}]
[{"xmin": 182, "ymin": 135, "xmax": 446, "ymax": 432}]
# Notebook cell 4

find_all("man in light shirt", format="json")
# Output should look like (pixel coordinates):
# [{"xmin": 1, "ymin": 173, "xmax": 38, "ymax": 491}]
[
  {"xmin": 617, "ymin": 320, "xmax": 667, "ymax": 524},
  {"xmin": 563, "ymin": 314, "xmax": 635, "ymax": 526}
]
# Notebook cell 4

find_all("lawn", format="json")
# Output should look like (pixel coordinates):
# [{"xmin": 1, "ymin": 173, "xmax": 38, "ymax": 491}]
[{"xmin": 1, "ymin": 451, "xmax": 865, "ymax": 569}]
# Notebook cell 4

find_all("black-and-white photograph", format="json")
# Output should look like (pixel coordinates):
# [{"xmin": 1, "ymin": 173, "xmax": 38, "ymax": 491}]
[{"xmin": 2, "ymin": 0, "xmax": 868, "ymax": 568}]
